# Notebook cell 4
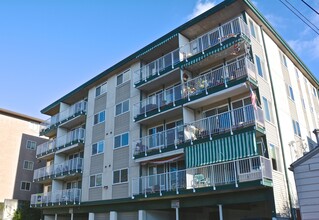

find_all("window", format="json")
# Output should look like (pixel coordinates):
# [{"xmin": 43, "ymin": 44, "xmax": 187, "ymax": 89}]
[
  {"xmin": 94, "ymin": 111, "xmax": 105, "ymax": 125},
  {"xmin": 117, "ymin": 69, "xmax": 130, "ymax": 86},
  {"xmin": 262, "ymin": 97, "xmax": 273, "ymax": 122},
  {"xmin": 287, "ymin": 85, "xmax": 295, "ymax": 101},
  {"xmin": 255, "ymin": 55, "xmax": 266, "ymax": 79},
  {"xmin": 280, "ymin": 51, "xmax": 287, "ymax": 67},
  {"xmin": 115, "ymin": 100, "xmax": 129, "ymax": 116},
  {"xmin": 249, "ymin": 19, "xmax": 259, "ymax": 41},
  {"xmin": 23, "ymin": 160, "xmax": 34, "ymax": 170},
  {"xmin": 113, "ymin": 168, "xmax": 128, "ymax": 184},
  {"xmin": 90, "ymin": 174, "xmax": 102, "ymax": 187},
  {"xmin": 269, "ymin": 143, "xmax": 281, "ymax": 172},
  {"xmin": 95, "ymin": 82, "xmax": 107, "ymax": 97},
  {"xmin": 114, "ymin": 132, "xmax": 129, "ymax": 149},
  {"xmin": 301, "ymin": 98, "xmax": 306, "ymax": 109},
  {"xmin": 20, "ymin": 181, "xmax": 31, "ymax": 191},
  {"xmin": 292, "ymin": 119, "xmax": 301, "ymax": 137},
  {"xmin": 313, "ymin": 87, "xmax": 317, "ymax": 97},
  {"xmin": 26, "ymin": 140, "xmax": 36, "ymax": 150},
  {"xmin": 92, "ymin": 141, "xmax": 104, "ymax": 155},
  {"xmin": 295, "ymin": 67, "xmax": 299, "ymax": 79}
]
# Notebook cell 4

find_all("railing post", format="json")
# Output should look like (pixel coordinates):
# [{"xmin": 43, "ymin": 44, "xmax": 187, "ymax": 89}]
[
  {"xmin": 173, "ymin": 87, "xmax": 176, "ymax": 107},
  {"xmin": 174, "ymin": 127, "xmax": 178, "ymax": 149},
  {"xmin": 205, "ymin": 74, "xmax": 208, "ymax": 95},
  {"xmin": 233, "ymin": 161, "xmax": 238, "ymax": 188},
  {"xmin": 223, "ymin": 64, "xmax": 228, "ymax": 88},
  {"xmin": 171, "ymin": 51, "xmax": 174, "ymax": 69},
  {"xmin": 187, "ymin": 81, "xmax": 190, "ymax": 101},
  {"xmin": 144, "ymin": 100, "xmax": 147, "ymax": 117},
  {"xmin": 176, "ymin": 171, "xmax": 179, "ymax": 195},
  {"xmin": 157, "ymin": 94, "xmax": 161, "ymax": 113}
]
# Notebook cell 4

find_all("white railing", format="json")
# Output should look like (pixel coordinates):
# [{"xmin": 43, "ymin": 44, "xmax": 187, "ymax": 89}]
[
  {"xmin": 40, "ymin": 100, "xmax": 87, "ymax": 134},
  {"xmin": 56, "ymin": 128, "xmax": 85, "ymax": 149},
  {"xmin": 33, "ymin": 157, "xmax": 83, "ymax": 181},
  {"xmin": 131, "ymin": 156, "xmax": 272, "ymax": 197},
  {"xmin": 36, "ymin": 139, "xmax": 56, "ymax": 157},
  {"xmin": 134, "ymin": 49, "xmax": 180, "ymax": 85},
  {"xmin": 133, "ymin": 57, "xmax": 256, "ymax": 119},
  {"xmin": 133, "ymin": 104, "xmax": 264, "ymax": 157},
  {"xmin": 133, "ymin": 17, "xmax": 250, "ymax": 86},
  {"xmin": 30, "ymin": 188, "xmax": 81, "ymax": 205}
]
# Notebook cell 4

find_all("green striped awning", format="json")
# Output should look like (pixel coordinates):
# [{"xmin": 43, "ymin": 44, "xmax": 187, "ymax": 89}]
[
  {"xmin": 136, "ymin": 33, "xmax": 178, "ymax": 58},
  {"xmin": 186, "ymin": 131, "xmax": 257, "ymax": 168},
  {"xmin": 181, "ymin": 37, "xmax": 242, "ymax": 68}
]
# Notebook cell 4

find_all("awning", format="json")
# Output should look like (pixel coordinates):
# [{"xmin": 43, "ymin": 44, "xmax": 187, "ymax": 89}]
[
  {"xmin": 136, "ymin": 33, "xmax": 178, "ymax": 58},
  {"xmin": 186, "ymin": 130, "xmax": 257, "ymax": 168},
  {"xmin": 181, "ymin": 36, "xmax": 242, "ymax": 68}
]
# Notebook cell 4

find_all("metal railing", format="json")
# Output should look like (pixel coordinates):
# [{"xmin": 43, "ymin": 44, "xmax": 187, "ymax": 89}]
[
  {"xmin": 56, "ymin": 128, "xmax": 85, "ymax": 149},
  {"xmin": 40, "ymin": 100, "xmax": 87, "ymax": 134},
  {"xmin": 133, "ymin": 17, "xmax": 250, "ymax": 86},
  {"xmin": 133, "ymin": 57, "xmax": 256, "ymax": 119},
  {"xmin": 30, "ymin": 188, "xmax": 81, "ymax": 206},
  {"xmin": 33, "ymin": 157, "xmax": 83, "ymax": 181},
  {"xmin": 36, "ymin": 139, "xmax": 56, "ymax": 157},
  {"xmin": 133, "ymin": 104, "xmax": 264, "ymax": 157},
  {"xmin": 131, "ymin": 156, "xmax": 272, "ymax": 197},
  {"xmin": 133, "ymin": 49, "xmax": 180, "ymax": 85}
]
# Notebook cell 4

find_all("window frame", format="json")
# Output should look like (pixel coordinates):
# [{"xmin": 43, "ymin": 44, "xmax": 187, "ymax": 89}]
[
  {"xmin": 255, "ymin": 55, "xmax": 266, "ymax": 80},
  {"xmin": 94, "ymin": 111, "xmax": 105, "ymax": 125},
  {"xmin": 26, "ymin": 140, "xmax": 36, "ymax": 150},
  {"xmin": 287, "ymin": 85, "xmax": 295, "ymax": 101},
  {"xmin": 115, "ymin": 99, "xmax": 130, "ymax": 116},
  {"xmin": 113, "ymin": 168, "xmax": 128, "ymax": 184},
  {"xmin": 20, "ymin": 181, "xmax": 31, "ymax": 191},
  {"xmin": 262, "ymin": 96, "xmax": 273, "ymax": 123},
  {"xmin": 280, "ymin": 51, "xmax": 288, "ymax": 67},
  {"xmin": 23, "ymin": 160, "xmax": 34, "ymax": 170},
  {"xmin": 114, "ymin": 132, "xmax": 129, "ymax": 149},
  {"xmin": 116, "ymin": 69, "xmax": 130, "ymax": 86},
  {"xmin": 292, "ymin": 119, "xmax": 301, "ymax": 137},
  {"xmin": 91, "ymin": 140, "xmax": 105, "ymax": 156},
  {"xmin": 95, "ymin": 82, "xmax": 107, "ymax": 97},
  {"xmin": 89, "ymin": 173, "xmax": 102, "ymax": 188}
]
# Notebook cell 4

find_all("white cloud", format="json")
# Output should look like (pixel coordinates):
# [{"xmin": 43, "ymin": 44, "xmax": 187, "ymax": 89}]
[
  {"xmin": 264, "ymin": 14, "xmax": 287, "ymax": 30},
  {"xmin": 288, "ymin": 36, "xmax": 319, "ymax": 60},
  {"xmin": 187, "ymin": 0, "xmax": 217, "ymax": 20}
]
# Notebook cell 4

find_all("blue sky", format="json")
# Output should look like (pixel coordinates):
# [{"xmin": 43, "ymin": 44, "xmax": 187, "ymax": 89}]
[{"xmin": 0, "ymin": 0, "xmax": 318, "ymax": 119}]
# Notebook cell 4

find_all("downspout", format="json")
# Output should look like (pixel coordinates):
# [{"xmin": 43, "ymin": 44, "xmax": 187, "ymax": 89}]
[{"xmin": 260, "ymin": 26, "xmax": 295, "ymax": 220}]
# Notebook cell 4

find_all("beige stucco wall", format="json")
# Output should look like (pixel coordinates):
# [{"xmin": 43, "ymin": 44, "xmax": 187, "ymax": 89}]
[{"xmin": 0, "ymin": 113, "xmax": 41, "ymax": 202}]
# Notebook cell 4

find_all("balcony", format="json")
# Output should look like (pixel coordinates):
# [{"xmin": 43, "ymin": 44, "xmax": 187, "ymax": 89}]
[
  {"xmin": 131, "ymin": 156, "xmax": 272, "ymax": 198},
  {"xmin": 56, "ymin": 128, "xmax": 85, "ymax": 153},
  {"xmin": 40, "ymin": 100, "xmax": 87, "ymax": 136},
  {"xmin": 133, "ymin": 57, "xmax": 256, "ymax": 122},
  {"xmin": 36, "ymin": 139, "xmax": 56, "ymax": 159},
  {"xmin": 133, "ymin": 104, "xmax": 264, "ymax": 159},
  {"xmin": 30, "ymin": 188, "xmax": 81, "ymax": 207},
  {"xmin": 33, "ymin": 157, "xmax": 83, "ymax": 182},
  {"xmin": 133, "ymin": 17, "xmax": 250, "ymax": 89}
]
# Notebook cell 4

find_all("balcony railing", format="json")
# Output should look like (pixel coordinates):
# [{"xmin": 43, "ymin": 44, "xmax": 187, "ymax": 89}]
[
  {"xmin": 133, "ymin": 17, "xmax": 250, "ymax": 87},
  {"xmin": 133, "ymin": 57, "xmax": 256, "ymax": 120},
  {"xmin": 133, "ymin": 104, "xmax": 264, "ymax": 157},
  {"xmin": 131, "ymin": 156, "xmax": 272, "ymax": 197},
  {"xmin": 133, "ymin": 49, "xmax": 180, "ymax": 86},
  {"xmin": 30, "ymin": 188, "xmax": 81, "ymax": 206},
  {"xmin": 40, "ymin": 100, "xmax": 87, "ymax": 135},
  {"xmin": 33, "ymin": 157, "xmax": 83, "ymax": 181},
  {"xmin": 56, "ymin": 128, "xmax": 85, "ymax": 150},
  {"xmin": 36, "ymin": 139, "xmax": 56, "ymax": 158}
]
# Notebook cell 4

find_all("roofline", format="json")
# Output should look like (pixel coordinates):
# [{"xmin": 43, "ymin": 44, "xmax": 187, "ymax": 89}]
[
  {"xmin": 0, "ymin": 108, "xmax": 44, "ymax": 123},
  {"xmin": 243, "ymin": 0, "xmax": 319, "ymax": 85},
  {"xmin": 290, "ymin": 146, "xmax": 319, "ymax": 170},
  {"xmin": 41, "ymin": 0, "xmax": 318, "ymax": 114}
]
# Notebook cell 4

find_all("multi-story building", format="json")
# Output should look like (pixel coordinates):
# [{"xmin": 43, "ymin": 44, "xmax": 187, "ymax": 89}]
[
  {"xmin": 30, "ymin": 0, "xmax": 319, "ymax": 219},
  {"xmin": 0, "ymin": 108, "xmax": 47, "ymax": 219}
]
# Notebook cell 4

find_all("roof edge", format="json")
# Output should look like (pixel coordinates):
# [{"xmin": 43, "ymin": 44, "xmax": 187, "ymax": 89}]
[
  {"xmin": 0, "ymin": 108, "xmax": 44, "ymax": 123},
  {"xmin": 243, "ymin": 0, "xmax": 319, "ymax": 86}
]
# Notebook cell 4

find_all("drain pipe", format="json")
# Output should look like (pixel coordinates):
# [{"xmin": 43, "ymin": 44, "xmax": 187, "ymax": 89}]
[{"xmin": 260, "ymin": 26, "xmax": 295, "ymax": 220}]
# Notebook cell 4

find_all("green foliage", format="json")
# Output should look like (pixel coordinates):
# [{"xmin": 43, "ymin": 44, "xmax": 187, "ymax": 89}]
[{"xmin": 13, "ymin": 201, "xmax": 41, "ymax": 220}]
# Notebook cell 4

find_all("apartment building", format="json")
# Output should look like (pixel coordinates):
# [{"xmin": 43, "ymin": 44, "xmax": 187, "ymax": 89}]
[
  {"xmin": 0, "ymin": 108, "xmax": 47, "ymax": 219},
  {"xmin": 30, "ymin": 0, "xmax": 319, "ymax": 219}
]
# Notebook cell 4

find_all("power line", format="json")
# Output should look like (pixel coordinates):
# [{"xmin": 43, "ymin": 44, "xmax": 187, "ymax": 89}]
[
  {"xmin": 283, "ymin": 0, "xmax": 319, "ymax": 32},
  {"xmin": 301, "ymin": 0, "xmax": 319, "ymax": 15},
  {"xmin": 278, "ymin": 0, "xmax": 319, "ymax": 35}
]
